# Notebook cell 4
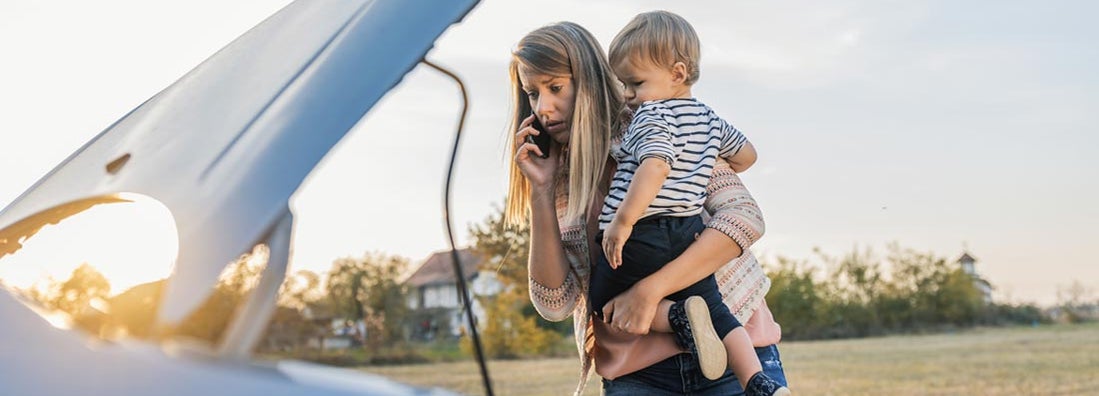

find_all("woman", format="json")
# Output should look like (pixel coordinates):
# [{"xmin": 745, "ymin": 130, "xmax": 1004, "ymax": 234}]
[{"xmin": 504, "ymin": 22, "xmax": 786, "ymax": 395}]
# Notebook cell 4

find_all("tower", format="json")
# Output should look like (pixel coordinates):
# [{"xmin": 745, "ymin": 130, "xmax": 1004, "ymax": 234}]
[
  {"xmin": 958, "ymin": 252, "xmax": 977, "ymax": 276},
  {"xmin": 957, "ymin": 252, "xmax": 992, "ymax": 304}
]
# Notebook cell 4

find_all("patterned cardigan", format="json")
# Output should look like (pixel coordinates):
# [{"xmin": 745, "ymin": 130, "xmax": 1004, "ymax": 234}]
[{"xmin": 528, "ymin": 159, "xmax": 771, "ymax": 395}]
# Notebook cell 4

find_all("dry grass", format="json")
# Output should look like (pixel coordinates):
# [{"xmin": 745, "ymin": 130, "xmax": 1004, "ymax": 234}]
[
  {"xmin": 360, "ymin": 323, "xmax": 1099, "ymax": 395},
  {"xmin": 782, "ymin": 323, "xmax": 1099, "ymax": 395}
]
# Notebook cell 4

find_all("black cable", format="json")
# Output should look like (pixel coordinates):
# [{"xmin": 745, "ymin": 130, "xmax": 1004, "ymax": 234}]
[{"xmin": 421, "ymin": 59, "xmax": 494, "ymax": 396}]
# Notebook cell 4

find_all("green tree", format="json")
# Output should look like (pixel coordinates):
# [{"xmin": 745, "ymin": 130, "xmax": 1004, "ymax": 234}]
[
  {"xmin": 821, "ymin": 247, "xmax": 885, "ymax": 337},
  {"xmin": 258, "ymin": 269, "xmax": 327, "ymax": 353},
  {"xmin": 326, "ymin": 252, "xmax": 410, "ymax": 349},
  {"xmin": 936, "ymin": 268, "xmax": 983, "ymax": 325},
  {"xmin": 468, "ymin": 204, "xmax": 571, "ymax": 336},
  {"xmin": 766, "ymin": 245, "xmax": 989, "ymax": 340},
  {"xmin": 465, "ymin": 287, "xmax": 557, "ymax": 358},
  {"xmin": 765, "ymin": 257, "xmax": 827, "ymax": 339},
  {"xmin": 468, "ymin": 205, "xmax": 531, "ymax": 293}
]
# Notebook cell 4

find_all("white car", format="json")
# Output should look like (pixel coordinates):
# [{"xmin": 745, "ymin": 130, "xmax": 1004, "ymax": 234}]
[{"xmin": 0, "ymin": 1, "xmax": 491, "ymax": 395}]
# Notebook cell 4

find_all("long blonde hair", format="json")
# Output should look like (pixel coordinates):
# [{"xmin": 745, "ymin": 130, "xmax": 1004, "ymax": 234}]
[{"xmin": 504, "ymin": 22, "xmax": 625, "ymax": 226}]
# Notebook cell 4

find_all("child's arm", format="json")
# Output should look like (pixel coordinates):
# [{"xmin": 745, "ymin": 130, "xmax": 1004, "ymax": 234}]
[
  {"xmin": 719, "ymin": 118, "xmax": 757, "ymax": 173},
  {"xmin": 602, "ymin": 157, "xmax": 670, "ymax": 269},
  {"xmin": 725, "ymin": 141, "xmax": 757, "ymax": 173}
]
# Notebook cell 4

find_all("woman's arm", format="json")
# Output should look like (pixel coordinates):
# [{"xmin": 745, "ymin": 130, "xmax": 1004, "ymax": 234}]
[
  {"xmin": 527, "ymin": 182, "xmax": 570, "ymax": 288},
  {"xmin": 510, "ymin": 115, "xmax": 581, "ymax": 321},
  {"xmin": 603, "ymin": 160, "xmax": 766, "ymax": 334},
  {"xmin": 525, "ymin": 172, "xmax": 587, "ymax": 323}
]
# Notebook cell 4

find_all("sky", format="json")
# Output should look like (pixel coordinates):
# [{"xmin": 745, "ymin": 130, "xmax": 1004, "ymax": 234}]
[{"xmin": 0, "ymin": 0, "xmax": 1096, "ymax": 305}]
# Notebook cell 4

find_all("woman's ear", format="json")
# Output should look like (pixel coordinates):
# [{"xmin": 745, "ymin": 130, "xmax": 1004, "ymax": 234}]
[{"xmin": 671, "ymin": 62, "xmax": 688, "ymax": 84}]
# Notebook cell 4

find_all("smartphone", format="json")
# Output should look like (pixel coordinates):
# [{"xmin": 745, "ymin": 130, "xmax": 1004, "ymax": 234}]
[{"xmin": 526, "ymin": 116, "xmax": 552, "ymax": 159}]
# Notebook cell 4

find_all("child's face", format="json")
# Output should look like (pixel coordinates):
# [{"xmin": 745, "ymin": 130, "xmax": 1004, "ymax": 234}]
[
  {"xmin": 518, "ymin": 64, "xmax": 576, "ymax": 145},
  {"xmin": 614, "ymin": 59, "xmax": 682, "ymax": 110}
]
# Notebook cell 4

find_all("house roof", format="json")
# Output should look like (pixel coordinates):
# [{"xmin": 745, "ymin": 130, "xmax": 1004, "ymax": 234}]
[
  {"xmin": 957, "ymin": 252, "xmax": 977, "ymax": 263},
  {"xmin": 404, "ymin": 249, "xmax": 483, "ymax": 287}
]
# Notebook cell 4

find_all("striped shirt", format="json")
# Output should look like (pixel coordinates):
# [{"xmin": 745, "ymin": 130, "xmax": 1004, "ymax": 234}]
[{"xmin": 598, "ymin": 98, "xmax": 748, "ymax": 229}]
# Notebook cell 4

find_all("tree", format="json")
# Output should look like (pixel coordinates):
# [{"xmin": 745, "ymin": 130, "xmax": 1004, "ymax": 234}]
[
  {"xmin": 766, "ymin": 244, "xmax": 989, "ymax": 340},
  {"xmin": 325, "ymin": 252, "xmax": 410, "ymax": 349},
  {"xmin": 255, "ymin": 270, "xmax": 327, "ymax": 353},
  {"xmin": 765, "ymin": 256, "xmax": 827, "ymax": 339},
  {"xmin": 26, "ymin": 263, "xmax": 114, "ymax": 336},
  {"xmin": 279, "ymin": 270, "xmax": 322, "ymax": 310},
  {"xmin": 822, "ymin": 247, "xmax": 885, "ymax": 337},
  {"xmin": 1057, "ymin": 280, "xmax": 1096, "ymax": 323},
  {"xmin": 465, "ymin": 287, "xmax": 557, "ymax": 358},
  {"xmin": 174, "ymin": 246, "xmax": 266, "ymax": 343},
  {"xmin": 468, "ymin": 204, "xmax": 571, "ymax": 336},
  {"xmin": 468, "ymin": 205, "xmax": 531, "ymax": 293},
  {"xmin": 49, "ymin": 263, "xmax": 111, "ymax": 316}
]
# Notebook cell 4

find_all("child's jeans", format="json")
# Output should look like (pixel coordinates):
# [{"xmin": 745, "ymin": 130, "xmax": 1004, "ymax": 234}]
[
  {"xmin": 591, "ymin": 214, "xmax": 740, "ymax": 338},
  {"xmin": 602, "ymin": 344, "xmax": 789, "ymax": 395}
]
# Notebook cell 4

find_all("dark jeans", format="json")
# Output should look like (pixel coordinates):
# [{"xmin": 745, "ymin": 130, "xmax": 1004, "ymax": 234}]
[
  {"xmin": 603, "ymin": 344, "xmax": 789, "ymax": 395},
  {"xmin": 590, "ymin": 215, "xmax": 740, "ymax": 339}
]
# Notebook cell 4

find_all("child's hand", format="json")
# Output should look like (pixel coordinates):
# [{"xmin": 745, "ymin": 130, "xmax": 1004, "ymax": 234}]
[{"xmin": 602, "ymin": 219, "xmax": 633, "ymax": 269}]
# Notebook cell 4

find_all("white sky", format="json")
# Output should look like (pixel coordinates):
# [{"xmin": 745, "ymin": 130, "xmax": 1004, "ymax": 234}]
[{"xmin": 0, "ymin": 0, "xmax": 1096, "ymax": 305}]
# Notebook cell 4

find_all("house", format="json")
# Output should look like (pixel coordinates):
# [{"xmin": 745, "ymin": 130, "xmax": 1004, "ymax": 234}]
[
  {"xmin": 297, "ymin": 304, "xmax": 364, "ymax": 351},
  {"xmin": 957, "ymin": 252, "xmax": 993, "ymax": 304},
  {"xmin": 402, "ymin": 248, "xmax": 503, "ymax": 340}
]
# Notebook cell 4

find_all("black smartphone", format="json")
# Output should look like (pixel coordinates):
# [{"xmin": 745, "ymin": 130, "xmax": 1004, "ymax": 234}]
[{"xmin": 527, "ymin": 116, "xmax": 552, "ymax": 159}]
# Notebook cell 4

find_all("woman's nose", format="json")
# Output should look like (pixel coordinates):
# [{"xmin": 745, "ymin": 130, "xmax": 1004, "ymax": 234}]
[{"xmin": 534, "ymin": 98, "xmax": 550, "ymax": 116}]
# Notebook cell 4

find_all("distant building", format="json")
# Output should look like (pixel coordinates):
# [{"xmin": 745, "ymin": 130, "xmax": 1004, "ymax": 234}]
[
  {"xmin": 958, "ymin": 252, "xmax": 993, "ymax": 304},
  {"xmin": 299, "ymin": 304, "xmax": 364, "ymax": 351},
  {"xmin": 402, "ymin": 249, "xmax": 503, "ymax": 340}
]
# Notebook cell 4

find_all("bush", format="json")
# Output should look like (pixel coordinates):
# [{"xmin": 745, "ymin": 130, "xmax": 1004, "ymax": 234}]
[
  {"xmin": 765, "ymin": 245, "xmax": 1029, "ymax": 340},
  {"xmin": 460, "ymin": 289, "xmax": 558, "ymax": 359}
]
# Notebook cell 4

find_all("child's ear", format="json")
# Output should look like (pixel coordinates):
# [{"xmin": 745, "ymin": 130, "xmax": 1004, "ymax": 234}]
[{"xmin": 671, "ymin": 62, "xmax": 688, "ymax": 84}]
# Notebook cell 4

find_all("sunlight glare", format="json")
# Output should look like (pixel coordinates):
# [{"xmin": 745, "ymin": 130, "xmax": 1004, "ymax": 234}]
[{"xmin": 0, "ymin": 194, "xmax": 178, "ymax": 297}]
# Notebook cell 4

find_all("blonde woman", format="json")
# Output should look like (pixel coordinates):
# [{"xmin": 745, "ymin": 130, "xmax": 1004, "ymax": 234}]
[{"xmin": 505, "ymin": 22, "xmax": 787, "ymax": 395}]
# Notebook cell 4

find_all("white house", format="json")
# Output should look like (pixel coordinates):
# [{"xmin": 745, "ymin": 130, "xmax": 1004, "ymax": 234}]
[
  {"xmin": 403, "ymin": 249, "xmax": 503, "ymax": 340},
  {"xmin": 957, "ymin": 252, "xmax": 993, "ymax": 304}
]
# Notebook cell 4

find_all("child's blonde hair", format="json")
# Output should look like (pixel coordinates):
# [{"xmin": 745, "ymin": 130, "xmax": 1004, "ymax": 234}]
[
  {"xmin": 609, "ymin": 10, "xmax": 701, "ymax": 85},
  {"xmin": 504, "ymin": 22, "xmax": 625, "ymax": 226}
]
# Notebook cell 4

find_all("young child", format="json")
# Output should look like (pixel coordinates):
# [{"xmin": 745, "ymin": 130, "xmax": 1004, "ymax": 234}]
[{"xmin": 589, "ymin": 10, "xmax": 790, "ymax": 396}]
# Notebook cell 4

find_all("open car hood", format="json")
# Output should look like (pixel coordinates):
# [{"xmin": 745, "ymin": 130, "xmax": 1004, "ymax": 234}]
[
  {"xmin": 0, "ymin": 0, "xmax": 480, "ymax": 393},
  {"xmin": 0, "ymin": 0, "xmax": 477, "ymax": 325}
]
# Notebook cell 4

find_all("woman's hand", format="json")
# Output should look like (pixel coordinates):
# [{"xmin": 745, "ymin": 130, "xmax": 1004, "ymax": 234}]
[
  {"xmin": 601, "ymin": 280, "xmax": 662, "ymax": 335},
  {"xmin": 514, "ymin": 114, "xmax": 557, "ymax": 189}
]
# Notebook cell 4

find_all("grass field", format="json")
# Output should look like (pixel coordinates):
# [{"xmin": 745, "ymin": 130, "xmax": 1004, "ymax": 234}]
[{"xmin": 360, "ymin": 323, "xmax": 1099, "ymax": 395}]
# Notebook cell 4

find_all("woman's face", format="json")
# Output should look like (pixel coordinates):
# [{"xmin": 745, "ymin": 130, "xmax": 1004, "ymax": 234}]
[{"xmin": 518, "ymin": 64, "xmax": 575, "ymax": 145}]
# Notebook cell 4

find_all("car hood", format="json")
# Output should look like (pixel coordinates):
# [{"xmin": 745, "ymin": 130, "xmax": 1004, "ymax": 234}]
[{"xmin": 0, "ymin": 0, "xmax": 479, "ymax": 325}]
